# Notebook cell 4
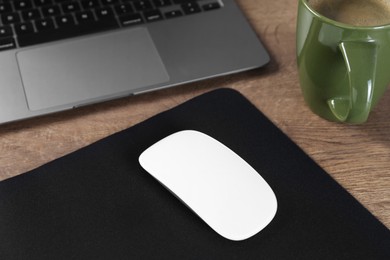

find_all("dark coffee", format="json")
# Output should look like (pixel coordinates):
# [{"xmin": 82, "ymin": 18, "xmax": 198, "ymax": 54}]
[{"xmin": 307, "ymin": 0, "xmax": 390, "ymax": 26}]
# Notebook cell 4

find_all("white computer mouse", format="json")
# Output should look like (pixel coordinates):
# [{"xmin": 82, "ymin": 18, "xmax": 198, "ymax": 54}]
[{"xmin": 138, "ymin": 130, "xmax": 277, "ymax": 241}]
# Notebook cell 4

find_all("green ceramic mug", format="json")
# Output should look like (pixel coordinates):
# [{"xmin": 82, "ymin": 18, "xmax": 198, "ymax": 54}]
[{"xmin": 297, "ymin": 0, "xmax": 390, "ymax": 123}]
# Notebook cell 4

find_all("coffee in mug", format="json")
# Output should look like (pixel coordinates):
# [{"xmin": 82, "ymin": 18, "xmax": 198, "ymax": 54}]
[{"xmin": 306, "ymin": 0, "xmax": 390, "ymax": 26}]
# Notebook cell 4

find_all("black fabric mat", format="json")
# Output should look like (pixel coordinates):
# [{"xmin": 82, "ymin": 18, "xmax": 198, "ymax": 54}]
[{"xmin": 1, "ymin": 89, "xmax": 389, "ymax": 259}]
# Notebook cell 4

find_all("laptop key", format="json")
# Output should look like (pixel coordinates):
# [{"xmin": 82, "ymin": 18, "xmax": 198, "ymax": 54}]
[
  {"xmin": 181, "ymin": 2, "xmax": 201, "ymax": 14},
  {"xmin": 133, "ymin": 0, "xmax": 153, "ymax": 11},
  {"xmin": 62, "ymin": 2, "xmax": 81, "ymax": 13},
  {"xmin": 14, "ymin": 22, "xmax": 35, "ymax": 36},
  {"xmin": 202, "ymin": 2, "xmax": 220, "ymax": 11},
  {"xmin": 34, "ymin": 0, "xmax": 54, "ymax": 6},
  {"xmin": 102, "ymin": 0, "xmax": 120, "ymax": 5},
  {"xmin": 22, "ymin": 9, "xmax": 42, "ymax": 20},
  {"xmin": 35, "ymin": 18, "xmax": 55, "ymax": 31},
  {"xmin": 153, "ymin": 0, "xmax": 172, "ymax": 7},
  {"xmin": 115, "ymin": 3, "xmax": 134, "ymax": 15},
  {"xmin": 14, "ymin": 0, "xmax": 33, "ymax": 10},
  {"xmin": 1, "ymin": 12, "xmax": 21, "ymax": 25},
  {"xmin": 0, "ymin": 3, "xmax": 13, "ymax": 14},
  {"xmin": 42, "ymin": 5, "xmax": 61, "ymax": 16},
  {"xmin": 119, "ymin": 13, "xmax": 143, "ymax": 26},
  {"xmin": 56, "ymin": 14, "xmax": 76, "ymax": 28},
  {"xmin": 95, "ymin": 7, "xmax": 116, "ymax": 20},
  {"xmin": 164, "ymin": 10, "xmax": 182, "ymax": 18},
  {"xmin": 75, "ymin": 11, "xmax": 95, "ymax": 24},
  {"xmin": 0, "ymin": 26, "xmax": 13, "ymax": 38},
  {"xmin": 0, "ymin": 38, "xmax": 16, "ymax": 51},
  {"xmin": 81, "ymin": 0, "xmax": 100, "ymax": 9},
  {"xmin": 144, "ymin": 9, "xmax": 163, "ymax": 22}
]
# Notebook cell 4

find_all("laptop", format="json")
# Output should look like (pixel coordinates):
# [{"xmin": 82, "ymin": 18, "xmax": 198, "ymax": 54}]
[{"xmin": 0, "ymin": 0, "xmax": 269, "ymax": 124}]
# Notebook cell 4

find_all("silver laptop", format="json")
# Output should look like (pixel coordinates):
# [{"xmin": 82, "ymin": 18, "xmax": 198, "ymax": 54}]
[{"xmin": 0, "ymin": 0, "xmax": 269, "ymax": 124}]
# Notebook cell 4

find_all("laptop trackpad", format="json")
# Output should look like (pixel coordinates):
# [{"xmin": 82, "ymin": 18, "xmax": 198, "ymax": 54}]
[{"xmin": 17, "ymin": 28, "xmax": 169, "ymax": 111}]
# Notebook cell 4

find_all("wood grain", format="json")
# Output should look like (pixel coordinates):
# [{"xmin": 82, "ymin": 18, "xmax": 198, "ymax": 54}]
[{"xmin": 0, "ymin": 0, "xmax": 389, "ymax": 228}]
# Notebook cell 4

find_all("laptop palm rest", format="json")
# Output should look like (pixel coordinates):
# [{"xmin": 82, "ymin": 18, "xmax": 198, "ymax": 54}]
[{"xmin": 16, "ymin": 28, "xmax": 169, "ymax": 111}]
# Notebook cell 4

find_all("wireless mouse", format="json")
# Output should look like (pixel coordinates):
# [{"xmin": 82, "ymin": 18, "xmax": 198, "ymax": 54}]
[{"xmin": 138, "ymin": 130, "xmax": 277, "ymax": 241}]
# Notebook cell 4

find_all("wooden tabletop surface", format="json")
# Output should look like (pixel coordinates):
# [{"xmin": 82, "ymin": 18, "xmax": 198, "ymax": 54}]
[{"xmin": 0, "ymin": 0, "xmax": 389, "ymax": 229}]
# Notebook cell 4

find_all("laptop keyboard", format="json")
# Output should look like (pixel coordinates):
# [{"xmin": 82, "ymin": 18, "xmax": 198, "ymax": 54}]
[{"xmin": 0, "ymin": 0, "xmax": 221, "ymax": 51}]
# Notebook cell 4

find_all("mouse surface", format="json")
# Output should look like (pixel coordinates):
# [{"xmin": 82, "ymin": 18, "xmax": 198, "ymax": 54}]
[{"xmin": 138, "ymin": 130, "xmax": 277, "ymax": 241}]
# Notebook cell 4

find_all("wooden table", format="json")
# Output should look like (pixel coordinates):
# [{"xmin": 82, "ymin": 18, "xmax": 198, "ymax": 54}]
[{"xmin": 1, "ymin": 0, "xmax": 389, "ymax": 229}]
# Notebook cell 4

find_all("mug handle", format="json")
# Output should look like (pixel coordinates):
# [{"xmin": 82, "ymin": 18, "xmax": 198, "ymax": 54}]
[{"xmin": 327, "ymin": 41, "xmax": 378, "ymax": 123}]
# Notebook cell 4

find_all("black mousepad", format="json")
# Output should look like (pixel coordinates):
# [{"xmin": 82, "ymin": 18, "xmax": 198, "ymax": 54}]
[{"xmin": 1, "ymin": 89, "xmax": 389, "ymax": 259}]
